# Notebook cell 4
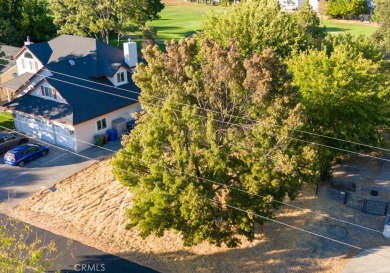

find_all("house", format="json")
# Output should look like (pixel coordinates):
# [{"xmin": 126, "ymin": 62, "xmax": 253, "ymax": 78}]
[
  {"xmin": 0, "ymin": 45, "xmax": 22, "ymax": 104},
  {"xmin": 279, "ymin": 0, "xmax": 306, "ymax": 10},
  {"xmin": 3, "ymin": 35, "xmax": 141, "ymax": 152},
  {"xmin": 279, "ymin": 0, "xmax": 321, "ymax": 11}
]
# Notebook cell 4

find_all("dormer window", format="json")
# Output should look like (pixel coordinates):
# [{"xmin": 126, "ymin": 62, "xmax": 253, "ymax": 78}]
[
  {"xmin": 44, "ymin": 87, "xmax": 53, "ymax": 97},
  {"xmin": 24, "ymin": 52, "xmax": 33, "ymax": 59},
  {"xmin": 40, "ymin": 86, "xmax": 57, "ymax": 99},
  {"xmin": 23, "ymin": 52, "xmax": 38, "ymax": 72},
  {"xmin": 116, "ymin": 71, "xmax": 125, "ymax": 83}
]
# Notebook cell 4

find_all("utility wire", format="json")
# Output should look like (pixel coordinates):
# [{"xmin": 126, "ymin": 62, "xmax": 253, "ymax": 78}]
[
  {"xmin": 0, "ymin": 114, "xmax": 384, "ymax": 234},
  {"xmin": 4, "ymin": 71, "xmax": 390, "ymax": 163},
  {"xmin": 112, "ymin": 158, "xmax": 390, "ymax": 260},
  {"xmin": 2, "ymin": 123, "xmax": 390, "ymax": 260},
  {"xmin": 1, "ymin": 57, "xmax": 390, "ymax": 154},
  {"xmin": 0, "ymin": 58, "xmax": 390, "ymax": 152}
]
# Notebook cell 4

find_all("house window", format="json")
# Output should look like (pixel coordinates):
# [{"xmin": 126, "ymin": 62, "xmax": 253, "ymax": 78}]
[
  {"xmin": 44, "ymin": 87, "xmax": 53, "ymax": 98},
  {"xmin": 24, "ymin": 52, "xmax": 36, "ymax": 72},
  {"xmin": 96, "ymin": 118, "xmax": 107, "ymax": 131},
  {"xmin": 24, "ymin": 52, "xmax": 33, "ymax": 59},
  {"xmin": 116, "ymin": 71, "xmax": 125, "ymax": 83}
]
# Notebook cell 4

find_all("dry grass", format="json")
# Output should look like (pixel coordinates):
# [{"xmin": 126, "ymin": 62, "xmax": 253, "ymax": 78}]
[{"xmin": 9, "ymin": 156, "xmax": 390, "ymax": 273}]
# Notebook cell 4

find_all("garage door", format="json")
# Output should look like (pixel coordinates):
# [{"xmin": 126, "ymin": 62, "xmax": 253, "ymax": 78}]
[
  {"xmin": 54, "ymin": 124, "xmax": 75, "ymax": 150},
  {"xmin": 15, "ymin": 113, "xmax": 75, "ymax": 150},
  {"xmin": 39, "ymin": 119, "xmax": 55, "ymax": 143},
  {"xmin": 15, "ymin": 114, "xmax": 40, "ymax": 138}
]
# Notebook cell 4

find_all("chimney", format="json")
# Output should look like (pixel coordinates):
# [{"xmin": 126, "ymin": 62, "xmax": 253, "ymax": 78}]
[
  {"xmin": 24, "ymin": 36, "xmax": 33, "ymax": 46},
  {"xmin": 123, "ymin": 38, "xmax": 138, "ymax": 71}
]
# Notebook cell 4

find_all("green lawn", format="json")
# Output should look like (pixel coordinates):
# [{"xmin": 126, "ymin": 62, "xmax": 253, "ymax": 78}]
[
  {"xmin": 321, "ymin": 19, "xmax": 378, "ymax": 37},
  {"xmin": 0, "ymin": 112, "xmax": 15, "ymax": 130},
  {"xmin": 147, "ymin": 4, "xmax": 224, "ymax": 41},
  {"xmin": 121, "ymin": 4, "xmax": 378, "ymax": 50}
]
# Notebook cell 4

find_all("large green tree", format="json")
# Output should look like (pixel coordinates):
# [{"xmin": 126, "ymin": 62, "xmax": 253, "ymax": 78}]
[
  {"xmin": 0, "ymin": 0, "xmax": 56, "ymax": 46},
  {"xmin": 112, "ymin": 38, "xmax": 316, "ymax": 247},
  {"xmin": 326, "ymin": 0, "xmax": 368, "ymax": 18},
  {"xmin": 287, "ymin": 37, "xmax": 390, "ymax": 177},
  {"xmin": 373, "ymin": 0, "xmax": 390, "ymax": 53},
  {"xmin": 202, "ymin": 0, "xmax": 325, "ymax": 58},
  {"xmin": 50, "ymin": 0, "xmax": 164, "ymax": 44}
]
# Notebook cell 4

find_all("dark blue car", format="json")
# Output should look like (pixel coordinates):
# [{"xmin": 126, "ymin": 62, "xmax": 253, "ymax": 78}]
[{"xmin": 4, "ymin": 144, "xmax": 49, "ymax": 167}]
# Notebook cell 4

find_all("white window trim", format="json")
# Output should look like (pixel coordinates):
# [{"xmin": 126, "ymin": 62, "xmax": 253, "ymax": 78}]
[
  {"xmin": 96, "ymin": 117, "xmax": 107, "ymax": 132},
  {"xmin": 44, "ymin": 86, "xmax": 53, "ymax": 98},
  {"xmin": 116, "ymin": 71, "xmax": 126, "ymax": 84}
]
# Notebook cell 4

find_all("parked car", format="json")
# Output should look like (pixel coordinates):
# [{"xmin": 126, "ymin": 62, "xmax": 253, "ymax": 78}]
[
  {"xmin": 0, "ymin": 132, "xmax": 29, "ymax": 154},
  {"xmin": 4, "ymin": 144, "xmax": 49, "ymax": 167}
]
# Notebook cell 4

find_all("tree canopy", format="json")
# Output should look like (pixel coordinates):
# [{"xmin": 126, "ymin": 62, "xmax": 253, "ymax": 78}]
[
  {"xmin": 50, "ymin": 0, "xmax": 164, "ymax": 44},
  {"xmin": 202, "ymin": 0, "xmax": 325, "ymax": 58},
  {"xmin": 373, "ymin": 0, "xmax": 390, "ymax": 52},
  {"xmin": 0, "ymin": 0, "xmax": 56, "ymax": 46},
  {"xmin": 326, "ymin": 0, "xmax": 368, "ymax": 18},
  {"xmin": 0, "ymin": 215, "xmax": 60, "ymax": 273},
  {"xmin": 287, "ymin": 36, "xmax": 390, "ymax": 177},
  {"xmin": 112, "ymin": 38, "xmax": 317, "ymax": 247}
]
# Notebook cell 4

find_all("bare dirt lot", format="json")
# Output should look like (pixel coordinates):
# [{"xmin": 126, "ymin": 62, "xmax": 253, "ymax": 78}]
[{"xmin": 9, "ymin": 154, "xmax": 390, "ymax": 273}]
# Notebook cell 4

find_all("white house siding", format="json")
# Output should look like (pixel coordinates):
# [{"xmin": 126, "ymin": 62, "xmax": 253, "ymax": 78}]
[
  {"xmin": 279, "ymin": 0, "xmax": 316, "ymax": 10},
  {"xmin": 16, "ymin": 50, "xmax": 44, "ymax": 76},
  {"xmin": 74, "ymin": 103, "xmax": 141, "ymax": 152},
  {"xmin": 14, "ymin": 112, "xmax": 76, "ymax": 150},
  {"xmin": 309, "ymin": 0, "xmax": 319, "ymax": 12}
]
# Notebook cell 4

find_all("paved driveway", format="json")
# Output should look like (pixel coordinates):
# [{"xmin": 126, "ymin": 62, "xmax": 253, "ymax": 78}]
[{"xmin": 0, "ymin": 139, "xmax": 122, "ymax": 209}]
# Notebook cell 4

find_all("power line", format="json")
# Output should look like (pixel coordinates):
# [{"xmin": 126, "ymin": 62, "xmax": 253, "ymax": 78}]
[
  {"xmin": 113, "ymin": 162, "xmax": 390, "ymax": 260},
  {"xmin": 0, "ymin": 115, "xmax": 384, "ymax": 234},
  {"xmin": 209, "ymin": 197, "xmax": 390, "ymax": 260},
  {"xmin": 4, "ymin": 70, "xmax": 390, "ymax": 164},
  {"xmin": 1, "ymin": 122, "xmax": 389, "ymax": 260},
  {"xmin": 1, "ymin": 57, "xmax": 390, "ymax": 154},
  {"xmin": 1, "ymin": 61, "xmax": 389, "ymax": 233}
]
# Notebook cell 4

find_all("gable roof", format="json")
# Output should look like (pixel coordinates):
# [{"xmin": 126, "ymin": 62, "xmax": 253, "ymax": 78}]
[
  {"xmin": 45, "ymin": 72, "xmax": 139, "ymax": 124},
  {"xmin": 0, "ymin": 45, "xmax": 21, "ymax": 74},
  {"xmin": 5, "ymin": 95, "xmax": 73, "ymax": 124},
  {"xmin": 5, "ymin": 35, "xmax": 141, "ymax": 125},
  {"xmin": 1, "ymin": 72, "xmax": 34, "ymax": 90},
  {"xmin": 5, "ymin": 71, "xmax": 140, "ymax": 125},
  {"xmin": 20, "ymin": 35, "xmax": 129, "ymax": 78}
]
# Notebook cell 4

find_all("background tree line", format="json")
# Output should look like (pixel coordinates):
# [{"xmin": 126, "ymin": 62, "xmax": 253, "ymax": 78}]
[{"xmin": 0, "ymin": 0, "xmax": 164, "ymax": 46}]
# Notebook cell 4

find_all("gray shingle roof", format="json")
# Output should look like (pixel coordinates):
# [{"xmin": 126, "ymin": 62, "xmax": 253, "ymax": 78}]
[
  {"xmin": 26, "ymin": 35, "xmax": 128, "ymax": 77},
  {"xmin": 44, "ymin": 72, "xmax": 139, "ymax": 125},
  {"xmin": 5, "ymin": 95, "xmax": 73, "ymax": 124},
  {"xmin": 5, "ymin": 35, "xmax": 141, "ymax": 125},
  {"xmin": 0, "ymin": 45, "xmax": 21, "ymax": 74},
  {"xmin": 1, "ymin": 72, "xmax": 34, "ymax": 90}
]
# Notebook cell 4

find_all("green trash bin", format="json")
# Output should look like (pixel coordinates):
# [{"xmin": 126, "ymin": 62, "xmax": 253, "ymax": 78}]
[{"xmin": 94, "ymin": 134, "xmax": 104, "ymax": 146}]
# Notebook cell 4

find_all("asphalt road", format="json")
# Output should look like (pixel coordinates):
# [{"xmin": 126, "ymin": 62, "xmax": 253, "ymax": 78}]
[{"xmin": 1, "ymin": 214, "xmax": 158, "ymax": 273}]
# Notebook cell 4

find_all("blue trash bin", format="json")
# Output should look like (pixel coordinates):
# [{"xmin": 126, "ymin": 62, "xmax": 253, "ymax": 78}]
[{"xmin": 106, "ymin": 129, "xmax": 117, "ymax": 142}]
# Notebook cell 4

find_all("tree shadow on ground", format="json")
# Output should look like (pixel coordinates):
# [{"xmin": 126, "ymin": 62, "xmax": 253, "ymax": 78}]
[
  {"xmin": 109, "ymin": 185, "xmax": 390, "ymax": 273},
  {"xmin": 326, "ymin": 27, "xmax": 351, "ymax": 33}
]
